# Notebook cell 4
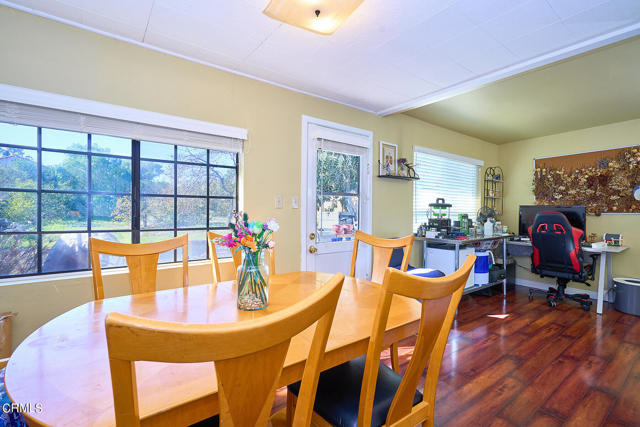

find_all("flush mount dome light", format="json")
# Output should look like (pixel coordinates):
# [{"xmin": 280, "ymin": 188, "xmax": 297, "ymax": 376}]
[{"xmin": 263, "ymin": 0, "xmax": 363, "ymax": 35}]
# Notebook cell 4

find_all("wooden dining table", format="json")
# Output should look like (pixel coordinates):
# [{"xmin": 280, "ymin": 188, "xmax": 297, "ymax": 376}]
[{"xmin": 4, "ymin": 271, "xmax": 422, "ymax": 426}]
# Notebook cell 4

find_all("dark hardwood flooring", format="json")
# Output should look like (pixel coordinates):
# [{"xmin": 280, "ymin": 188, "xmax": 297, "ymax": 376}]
[{"xmin": 274, "ymin": 285, "xmax": 640, "ymax": 426}]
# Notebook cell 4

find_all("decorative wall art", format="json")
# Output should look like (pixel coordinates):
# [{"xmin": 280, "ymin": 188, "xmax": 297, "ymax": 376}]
[
  {"xmin": 379, "ymin": 141, "xmax": 397, "ymax": 176},
  {"xmin": 533, "ymin": 145, "xmax": 640, "ymax": 215}
]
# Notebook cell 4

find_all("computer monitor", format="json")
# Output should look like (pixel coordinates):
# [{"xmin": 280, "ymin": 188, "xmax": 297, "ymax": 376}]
[{"xmin": 518, "ymin": 205, "xmax": 586, "ymax": 236}]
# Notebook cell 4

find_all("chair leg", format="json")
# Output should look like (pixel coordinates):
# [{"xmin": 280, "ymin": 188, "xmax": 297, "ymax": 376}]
[
  {"xmin": 286, "ymin": 391, "xmax": 295, "ymax": 427},
  {"xmin": 390, "ymin": 342, "xmax": 400, "ymax": 373}
]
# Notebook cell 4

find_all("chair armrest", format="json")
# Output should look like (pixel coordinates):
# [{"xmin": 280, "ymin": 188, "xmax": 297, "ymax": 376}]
[{"xmin": 585, "ymin": 254, "xmax": 600, "ymax": 281}]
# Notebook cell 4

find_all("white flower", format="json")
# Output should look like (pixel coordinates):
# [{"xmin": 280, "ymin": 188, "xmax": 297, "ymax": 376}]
[
  {"xmin": 267, "ymin": 218, "xmax": 280, "ymax": 232},
  {"xmin": 268, "ymin": 240, "xmax": 276, "ymax": 249}
]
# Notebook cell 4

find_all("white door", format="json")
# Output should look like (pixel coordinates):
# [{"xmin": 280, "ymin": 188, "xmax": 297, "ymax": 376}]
[{"xmin": 301, "ymin": 118, "xmax": 372, "ymax": 279}]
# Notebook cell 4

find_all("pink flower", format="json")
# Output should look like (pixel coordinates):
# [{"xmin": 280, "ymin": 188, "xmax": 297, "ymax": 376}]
[{"xmin": 267, "ymin": 240, "xmax": 275, "ymax": 249}]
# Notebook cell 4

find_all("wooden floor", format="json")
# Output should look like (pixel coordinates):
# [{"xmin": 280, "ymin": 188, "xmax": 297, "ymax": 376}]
[{"xmin": 274, "ymin": 285, "xmax": 640, "ymax": 426}]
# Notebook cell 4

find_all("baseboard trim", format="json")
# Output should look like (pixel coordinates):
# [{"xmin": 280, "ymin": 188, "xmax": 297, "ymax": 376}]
[{"xmin": 514, "ymin": 278, "xmax": 609, "ymax": 302}]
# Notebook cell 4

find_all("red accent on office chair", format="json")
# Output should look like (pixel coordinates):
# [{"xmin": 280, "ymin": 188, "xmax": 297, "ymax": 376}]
[{"xmin": 528, "ymin": 212, "xmax": 597, "ymax": 311}]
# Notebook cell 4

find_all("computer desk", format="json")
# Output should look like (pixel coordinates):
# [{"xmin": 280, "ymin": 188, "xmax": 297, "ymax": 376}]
[{"xmin": 508, "ymin": 240, "xmax": 628, "ymax": 314}]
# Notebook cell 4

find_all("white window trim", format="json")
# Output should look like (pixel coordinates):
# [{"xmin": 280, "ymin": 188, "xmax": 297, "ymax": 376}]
[
  {"xmin": 0, "ymin": 83, "xmax": 247, "ymax": 142},
  {"xmin": 414, "ymin": 145, "xmax": 484, "ymax": 167}
]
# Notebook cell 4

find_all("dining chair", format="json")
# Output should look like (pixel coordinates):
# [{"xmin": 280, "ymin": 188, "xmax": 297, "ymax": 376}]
[
  {"xmin": 207, "ymin": 231, "xmax": 276, "ymax": 283},
  {"xmin": 288, "ymin": 255, "xmax": 476, "ymax": 427},
  {"xmin": 105, "ymin": 272, "xmax": 345, "ymax": 426},
  {"xmin": 89, "ymin": 234, "xmax": 189, "ymax": 300},
  {"xmin": 350, "ymin": 230, "xmax": 415, "ymax": 373}
]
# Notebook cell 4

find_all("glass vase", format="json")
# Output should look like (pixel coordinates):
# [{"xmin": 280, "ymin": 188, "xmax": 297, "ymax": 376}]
[{"xmin": 236, "ymin": 249, "xmax": 269, "ymax": 310}]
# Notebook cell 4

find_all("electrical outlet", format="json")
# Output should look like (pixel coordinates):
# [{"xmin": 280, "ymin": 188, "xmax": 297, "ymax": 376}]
[
  {"xmin": 292, "ymin": 195, "xmax": 299, "ymax": 209},
  {"xmin": 275, "ymin": 194, "xmax": 283, "ymax": 209}
]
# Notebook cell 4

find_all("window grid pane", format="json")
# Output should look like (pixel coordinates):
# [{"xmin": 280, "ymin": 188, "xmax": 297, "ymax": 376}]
[{"xmin": 0, "ymin": 121, "xmax": 239, "ymax": 278}]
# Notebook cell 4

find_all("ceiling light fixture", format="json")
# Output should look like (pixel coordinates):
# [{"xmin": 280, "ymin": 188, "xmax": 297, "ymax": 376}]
[{"xmin": 263, "ymin": 0, "xmax": 363, "ymax": 35}]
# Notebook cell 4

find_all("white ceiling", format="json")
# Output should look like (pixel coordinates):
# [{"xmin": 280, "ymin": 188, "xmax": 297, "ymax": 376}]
[{"xmin": 4, "ymin": 0, "xmax": 640, "ymax": 115}]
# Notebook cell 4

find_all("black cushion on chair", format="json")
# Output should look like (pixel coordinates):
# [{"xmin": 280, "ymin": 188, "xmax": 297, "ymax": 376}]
[
  {"xmin": 287, "ymin": 355, "xmax": 422, "ymax": 427},
  {"xmin": 189, "ymin": 415, "xmax": 219, "ymax": 426}
]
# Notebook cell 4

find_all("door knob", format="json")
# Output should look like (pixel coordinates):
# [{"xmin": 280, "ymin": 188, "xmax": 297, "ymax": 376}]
[
  {"xmin": 309, "ymin": 233, "xmax": 316, "ymax": 240},
  {"xmin": 308, "ymin": 245, "xmax": 317, "ymax": 254}
]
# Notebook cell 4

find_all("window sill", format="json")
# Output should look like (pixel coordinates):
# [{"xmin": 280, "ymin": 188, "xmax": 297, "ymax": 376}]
[{"xmin": 0, "ymin": 258, "xmax": 231, "ymax": 287}]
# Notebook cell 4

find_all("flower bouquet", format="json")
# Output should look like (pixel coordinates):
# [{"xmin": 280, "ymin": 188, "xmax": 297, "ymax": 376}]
[{"xmin": 216, "ymin": 211, "xmax": 278, "ymax": 310}]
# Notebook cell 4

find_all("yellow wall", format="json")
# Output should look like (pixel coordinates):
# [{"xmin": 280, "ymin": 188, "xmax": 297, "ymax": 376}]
[
  {"xmin": 0, "ymin": 6, "xmax": 498, "ymax": 349},
  {"xmin": 500, "ymin": 118, "xmax": 640, "ymax": 290}
]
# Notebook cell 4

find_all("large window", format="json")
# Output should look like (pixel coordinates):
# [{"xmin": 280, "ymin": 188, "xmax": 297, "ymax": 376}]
[
  {"xmin": 413, "ymin": 147, "xmax": 481, "ymax": 232},
  {"xmin": 0, "ymin": 122, "xmax": 238, "ymax": 278}
]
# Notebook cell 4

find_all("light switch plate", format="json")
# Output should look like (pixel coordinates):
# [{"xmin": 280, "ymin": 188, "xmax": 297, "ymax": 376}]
[
  {"xmin": 292, "ymin": 195, "xmax": 299, "ymax": 209},
  {"xmin": 275, "ymin": 194, "xmax": 283, "ymax": 209}
]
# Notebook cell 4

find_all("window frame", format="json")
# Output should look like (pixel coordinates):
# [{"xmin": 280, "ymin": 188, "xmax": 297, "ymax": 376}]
[
  {"xmin": 0, "ymin": 124, "xmax": 239, "ymax": 279},
  {"xmin": 412, "ymin": 146, "xmax": 484, "ymax": 233}
]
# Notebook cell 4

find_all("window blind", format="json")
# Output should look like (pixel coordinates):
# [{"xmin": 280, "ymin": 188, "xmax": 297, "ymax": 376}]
[
  {"xmin": 413, "ymin": 148, "xmax": 481, "ymax": 231},
  {"xmin": 0, "ymin": 100, "xmax": 243, "ymax": 152}
]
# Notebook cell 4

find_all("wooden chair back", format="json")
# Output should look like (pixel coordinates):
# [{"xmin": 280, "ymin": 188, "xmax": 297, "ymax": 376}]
[
  {"xmin": 350, "ymin": 231, "xmax": 415, "ymax": 283},
  {"xmin": 358, "ymin": 255, "xmax": 476, "ymax": 427},
  {"xmin": 105, "ymin": 273, "xmax": 345, "ymax": 426},
  {"xmin": 208, "ymin": 232, "xmax": 276, "ymax": 283},
  {"xmin": 89, "ymin": 235, "xmax": 189, "ymax": 300}
]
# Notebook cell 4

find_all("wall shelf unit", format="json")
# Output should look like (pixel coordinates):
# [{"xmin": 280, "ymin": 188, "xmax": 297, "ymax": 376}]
[
  {"xmin": 483, "ymin": 166, "xmax": 504, "ymax": 218},
  {"xmin": 377, "ymin": 175, "xmax": 419, "ymax": 181}
]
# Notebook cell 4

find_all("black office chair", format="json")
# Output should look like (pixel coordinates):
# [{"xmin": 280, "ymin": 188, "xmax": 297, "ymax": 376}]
[{"xmin": 528, "ymin": 212, "xmax": 597, "ymax": 311}]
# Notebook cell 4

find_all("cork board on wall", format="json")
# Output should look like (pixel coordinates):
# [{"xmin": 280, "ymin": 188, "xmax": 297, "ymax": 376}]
[
  {"xmin": 533, "ymin": 145, "xmax": 640, "ymax": 215},
  {"xmin": 534, "ymin": 146, "xmax": 639, "ymax": 171}
]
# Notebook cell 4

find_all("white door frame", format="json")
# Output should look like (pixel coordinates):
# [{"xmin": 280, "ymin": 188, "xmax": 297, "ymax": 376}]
[{"xmin": 300, "ymin": 115, "xmax": 373, "ymax": 270}]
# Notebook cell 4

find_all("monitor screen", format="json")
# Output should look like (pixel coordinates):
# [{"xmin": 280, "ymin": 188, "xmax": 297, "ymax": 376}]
[{"xmin": 519, "ymin": 205, "xmax": 586, "ymax": 236}]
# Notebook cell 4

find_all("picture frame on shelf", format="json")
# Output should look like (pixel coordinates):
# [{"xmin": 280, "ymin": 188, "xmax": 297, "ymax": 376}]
[{"xmin": 379, "ymin": 141, "xmax": 397, "ymax": 176}]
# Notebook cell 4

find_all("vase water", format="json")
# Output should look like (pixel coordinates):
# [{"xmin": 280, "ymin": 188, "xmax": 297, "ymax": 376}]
[{"xmin": 236, "ymin": 249, "xmax": 269, "ymax": 310}]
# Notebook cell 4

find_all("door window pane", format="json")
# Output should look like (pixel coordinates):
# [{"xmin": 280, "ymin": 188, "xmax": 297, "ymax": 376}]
[
  {"xmin": 316, "ymin": 195, "xmax": 359, "ymax": 243},
  {"xmin": 91, "ymin": 135, "xmax": 131, "ymax": 156},
  {"xmin": 141, "ymin": 141, "xmax": 174, "ymax": 161},
  {"xmin": 141, "ymin": 161, "xmax": 174, "ymax": 194},
  {"xmin": 209, "ymin": 167, "xmax": 236, "ymax": 197},
  {"xmin": 42, "ymin": 233, "xmax": 89, "ymax": 272},
  {"xmin": 0, "ymin": 123, "xmax": 37, "ymax": 147},
  {"xmin": 209, "ymin": 199, "xmax": 234, "ymax": 228},
  {"xmin": 316, "ymin": 149, "xmax": 360, "ymax": 243},
  {"xmin": 42, "ymin": 193, "xmax": 88, "ymax": 230},
  {"xmin": 0, "ymin": 234, "xmax": 37, "ymax": 276},
  {"xmin": 0, "ymin": 147, "xmax": 37, "ymax": 189},
  {"xmin": 42, "ymin": 152, "xmax": 88, "ymax": 190},
  {"xmin": 141, "ymin": 196, "xmax": 174, "ymax": 229},
  {"xmin": 92, "ymin": 195, "xmax": 131, "ymax": 230},
  {"xmin": 0, "ymin": 191, "xmax": 37, "ymax": 231},
  {"xmin": 177, "ymin": 198, "xmax": 206, "ymax": 228},
  {"xmin": 91, "ymin": 156, "xmax": 131, "ymax": 193},
  {"xmin": 317, "ymin": 150, "xmax": 360, "ymax": 194},
  {"xmin": 42, "ymin": 128, "xmax": 87, "ymax": 151},
  {"xmin": 178, "ymin": 146, "xmax": 207, "ymax": 163}
]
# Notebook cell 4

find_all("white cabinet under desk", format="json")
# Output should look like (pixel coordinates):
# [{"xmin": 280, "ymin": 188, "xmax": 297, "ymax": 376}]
[{"xmin": 415, "ymin": 234, "xmax": 512, "ymax": 296}]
